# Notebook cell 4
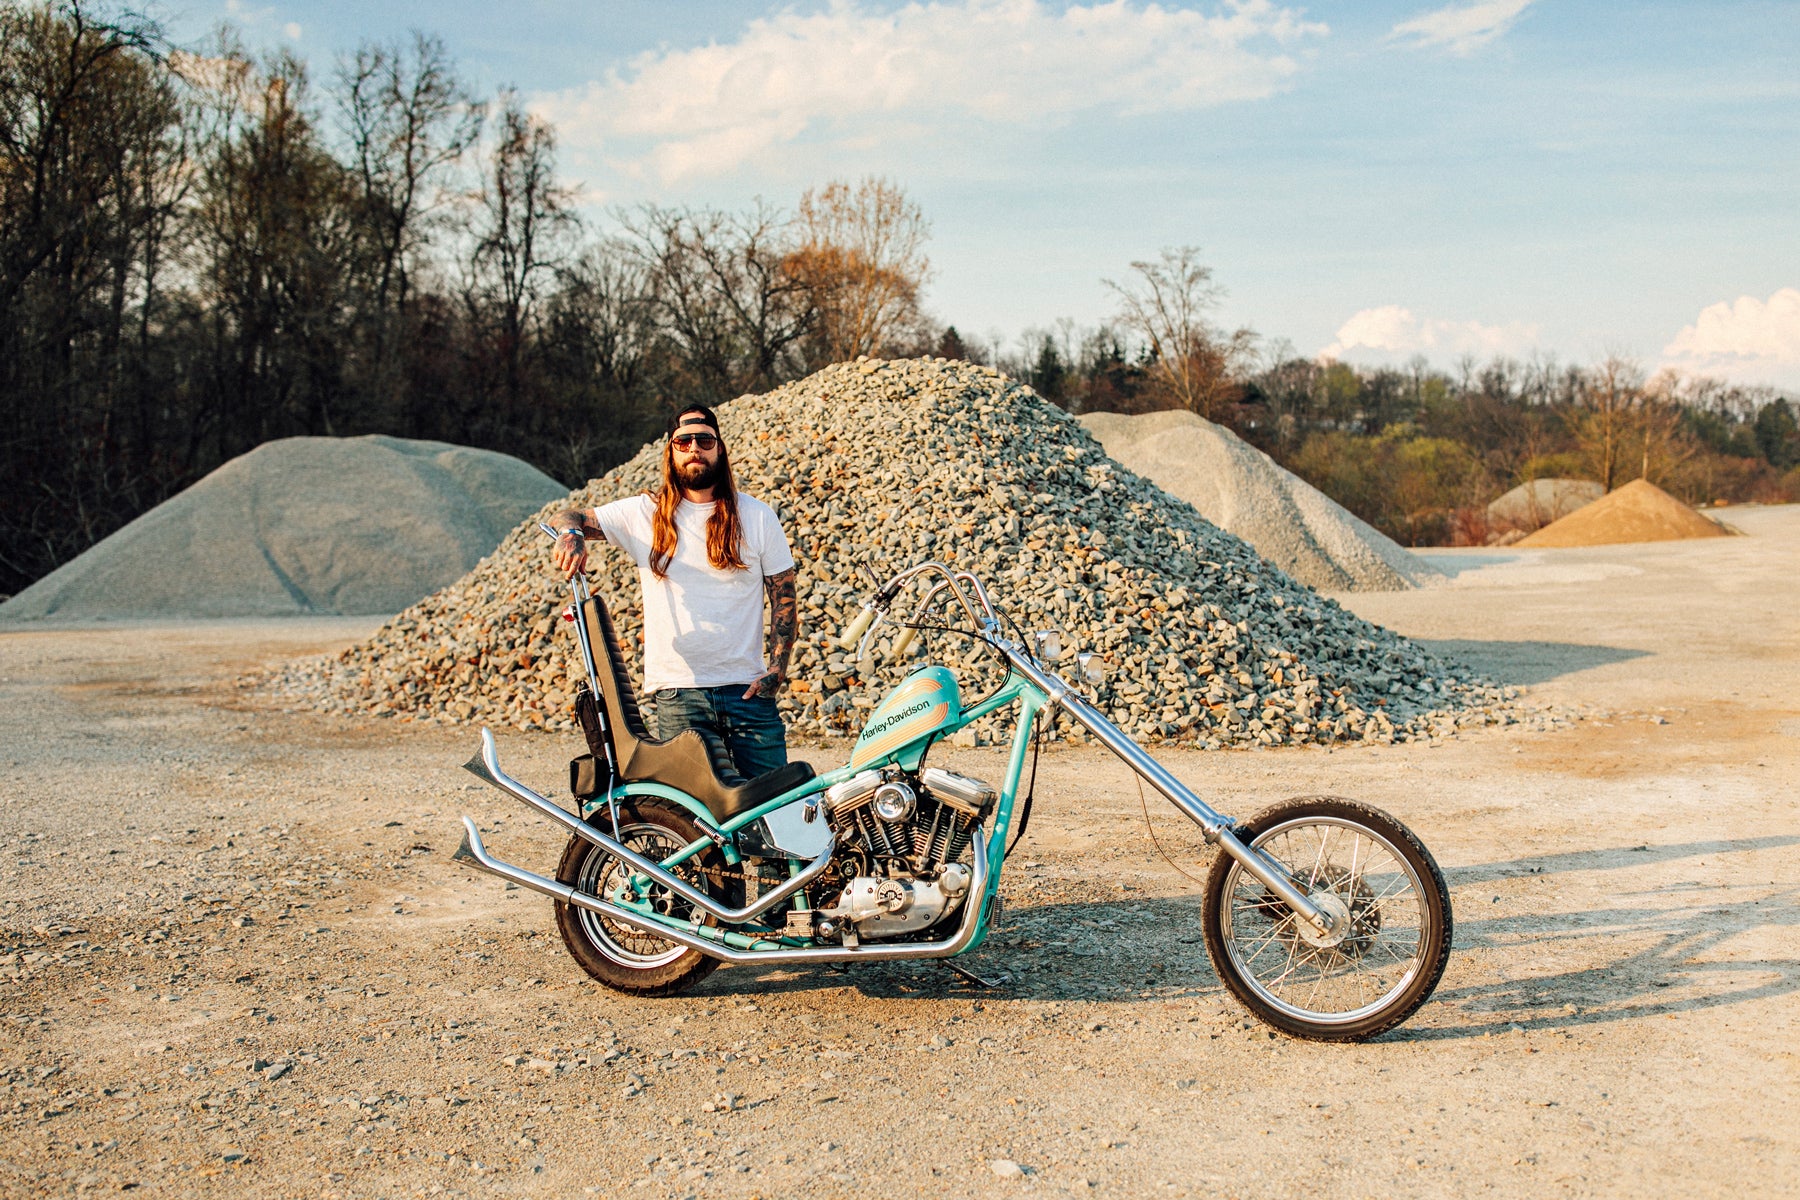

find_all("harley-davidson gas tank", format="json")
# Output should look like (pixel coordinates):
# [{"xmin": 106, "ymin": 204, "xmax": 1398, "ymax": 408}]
[{"xmin": 849, "ymin": 665, "xmax": 961, "ymax": 770}]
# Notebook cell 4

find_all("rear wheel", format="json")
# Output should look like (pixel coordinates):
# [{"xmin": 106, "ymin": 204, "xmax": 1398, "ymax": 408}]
[
  {"xmin": 553, "ymin": 799, "xmax": 731, "ymax": 997},
  {"xmin": 1201, "ymin": 796, "xmax": 1452, "ymax": 1042}
]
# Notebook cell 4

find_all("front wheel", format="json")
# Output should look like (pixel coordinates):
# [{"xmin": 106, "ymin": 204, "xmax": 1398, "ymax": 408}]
[
  {"xmin": 553, "ymin": 799, "xmax": 730, "ymax": 997},
  {"xmin": 1201, "ymin": 796, "xmax": 1452, "ymax": 1042}
]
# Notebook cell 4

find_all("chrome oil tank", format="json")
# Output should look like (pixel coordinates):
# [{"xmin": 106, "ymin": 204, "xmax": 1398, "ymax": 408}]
[{"xmin": 849, "ymin": 666, "xmax": 961, "ymax": 770}]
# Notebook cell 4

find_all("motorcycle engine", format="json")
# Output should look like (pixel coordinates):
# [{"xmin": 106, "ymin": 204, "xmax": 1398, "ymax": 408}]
[{"xmin": 813, "ymin": 765, "xmax": 996, "ymax": 940}]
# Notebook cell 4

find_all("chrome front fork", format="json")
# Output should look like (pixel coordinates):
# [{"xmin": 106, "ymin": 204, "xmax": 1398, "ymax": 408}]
[{"xmin": 1005, "ymin": 651, "xmax": 1336, "ymax": 936}]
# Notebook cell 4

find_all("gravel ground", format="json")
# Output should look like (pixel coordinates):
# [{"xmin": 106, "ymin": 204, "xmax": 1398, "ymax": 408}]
[{"xmin": 2, "ymin": 508, "xmax": 1796, "ymax": 1199}]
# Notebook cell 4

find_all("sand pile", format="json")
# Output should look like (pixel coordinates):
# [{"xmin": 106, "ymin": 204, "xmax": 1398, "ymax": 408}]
[
  {"xmin": 263, "ymin": 360, "xmax": 1526, "ymax": 748},
  {"xmin": 1487, "ymin": 478, "xmax": 1604, "ymax": 535},
  {"xmin": 1079, "ymin": 410, "xmax": 1442, "ymax": 592},
  {"xmin": 0, "ymin": 436, "xmax": 566, "ymax": 620},
  {"xmin": 1517, "ymin": 478, "xmax": 1731, "ymax": 548}
]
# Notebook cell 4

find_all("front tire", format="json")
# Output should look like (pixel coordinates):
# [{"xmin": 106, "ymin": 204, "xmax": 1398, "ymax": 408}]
[
  {"xmin": 553, "ymin": 799, "xmax": 729, "ymax": 997},
  {"xmin": 1202, "ymin": 795, "xmax": 1452, "ymax": 1042}
]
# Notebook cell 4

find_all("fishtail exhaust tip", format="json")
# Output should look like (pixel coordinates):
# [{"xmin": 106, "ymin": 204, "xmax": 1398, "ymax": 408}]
[
  {"xmin": 462, "ymin": 727, "xmax": 502, "ymax": 786},
  {"xmin": 452, "ymin": 815, "xmax": 484, "ymax": 866}
]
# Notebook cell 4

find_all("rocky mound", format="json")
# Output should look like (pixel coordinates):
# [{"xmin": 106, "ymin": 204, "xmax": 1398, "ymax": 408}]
[
  {"xmin": 0, "ymin": 436, "xmax": 566, "ymax": 620},
  {"xmin": 262, "ymin": 360, "xmax": 1526, "ymax": 747},
  {"xmin": 1517, "ymin": 478, "xmax": 1731, "ymax": 548},
  {"xmin": 1487, "ymin": 478, "xmax": 1604, "ymax": 534},
  {"xmin": 1079, "ymin": 410, "xmax": 1442, "ymax": 592}
]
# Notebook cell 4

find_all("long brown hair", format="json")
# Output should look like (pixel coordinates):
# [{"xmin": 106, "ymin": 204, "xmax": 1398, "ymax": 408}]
[{"xmin": 649, "ymin": 418, "xmax": 746, "ymax": 579}]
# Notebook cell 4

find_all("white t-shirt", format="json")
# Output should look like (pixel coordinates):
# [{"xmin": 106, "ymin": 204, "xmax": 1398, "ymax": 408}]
[{"xmin": 594, "ymin": 493, "xmax": 796, "ymax": 692}]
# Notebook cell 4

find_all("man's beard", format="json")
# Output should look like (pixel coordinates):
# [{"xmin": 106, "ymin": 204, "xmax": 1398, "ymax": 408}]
[{"xmin": 677, "ymin": 459, "xmax": 721, "ymax": 491}]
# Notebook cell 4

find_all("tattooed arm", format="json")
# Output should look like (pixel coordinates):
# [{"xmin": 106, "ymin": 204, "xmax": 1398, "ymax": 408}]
[
  {"xmin": 549, "ymin": 506, "xmax": 604, "ymax": 576},
  {"xmin": 746, "ymin": 567, "xmax": 799, "ymax": 699}
]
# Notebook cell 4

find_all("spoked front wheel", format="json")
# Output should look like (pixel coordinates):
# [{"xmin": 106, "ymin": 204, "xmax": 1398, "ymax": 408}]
[{"xmin": 1202, "ymin": 796, "xmax": 1452, "ymax": 1042}]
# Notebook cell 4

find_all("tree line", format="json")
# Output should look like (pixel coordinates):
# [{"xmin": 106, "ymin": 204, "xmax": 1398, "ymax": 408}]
[
  {"xmin": 0, "ymin": 3, "xmax": 936, "ymax": 596},
  {"xmin": 997, "ymin": 248, "xmax": 1800, "ymax": 546},
  {"xmin": 4, "ymin": 3, "xmax": 1796, "ymax": 595}
]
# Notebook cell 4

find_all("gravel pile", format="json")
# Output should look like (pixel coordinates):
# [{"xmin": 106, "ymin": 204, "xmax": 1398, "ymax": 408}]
[
  {"xmin": 1517, "ymin": 478, "xmax": 1731, "ymax": 548},
  {"xmin": 1487, "ymin": 478, "xmax": 1604, "ymax": 536},
  {"xmin": 1079, "ymin": 410, "xmax": 1443, "ymax": 592},
  {"xmin": 260, "ymin": 359, "xmax": 1529, "ymax": 747},
  {"xmin": 0, "ymin": 436, "xmax": 567, "ymax": 620}
]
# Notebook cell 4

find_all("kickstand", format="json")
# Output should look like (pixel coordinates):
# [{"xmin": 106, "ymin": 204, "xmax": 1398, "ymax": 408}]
[{"xmin": 940, "ymin": 960, "xmax": 1010, "ymax": 989}]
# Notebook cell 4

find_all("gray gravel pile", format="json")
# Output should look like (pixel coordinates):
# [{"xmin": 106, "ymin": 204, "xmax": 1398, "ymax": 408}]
[
  {"xmin": 0, "ymin": 436, "xmax": 567, "ymax": 620},
  {"xmin": 1487, "ymin": 478, "xmax": 1604, "ymax": 535},
  {"xmin": 260, "ymin": 359, "xmax": 1529, "ymax": 746},
  {"xmin": 1080, "ymin": 410, "xmax": 1443, "ymax": 592}
]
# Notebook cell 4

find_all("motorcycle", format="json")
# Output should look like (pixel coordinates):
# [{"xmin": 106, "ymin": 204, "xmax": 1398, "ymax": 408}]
[{"xmin": 453, "ymin": 529, "xmax": 1453, "ymax": 1041}]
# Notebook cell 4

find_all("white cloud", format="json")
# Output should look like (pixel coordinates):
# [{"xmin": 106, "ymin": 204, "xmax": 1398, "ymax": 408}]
[
  {"xmin": 1321, "ymin": 304, "xmax": 1540, "ymax": 363},
  {"xmin": 534, "ymin": 0, "xmax": 1328, "ymax": 184},
  {"xmin": 220, "ymin": 1, "xmax": 301, "ymax": 42},
  {"xmin": 1388, "ymin": 0, "xmax": 1533, "ymax": 55},
  {"xmin": 1661, "ymin": 287, "xmax": 1800, "ymax": 390}
]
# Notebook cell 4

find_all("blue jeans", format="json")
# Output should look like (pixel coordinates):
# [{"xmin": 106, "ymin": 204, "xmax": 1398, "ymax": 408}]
[{"xmin": 651, "ymin": 685, "xmax": 789, "ymax": 784}]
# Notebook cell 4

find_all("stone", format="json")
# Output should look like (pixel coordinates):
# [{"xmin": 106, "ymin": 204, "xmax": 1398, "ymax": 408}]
[{"xmin": 257, "ymin": 358, "xmax": 1524, "ymax": 748}]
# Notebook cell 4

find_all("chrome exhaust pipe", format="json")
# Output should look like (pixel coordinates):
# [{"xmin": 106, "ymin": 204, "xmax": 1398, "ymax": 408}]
[
  {"xmin": 460, "ymin": 728, "xmax": 835, "ymax": 924},
  {"xmin": 454, "ymin": 817, "xmax": 991, "ymax": 966}
]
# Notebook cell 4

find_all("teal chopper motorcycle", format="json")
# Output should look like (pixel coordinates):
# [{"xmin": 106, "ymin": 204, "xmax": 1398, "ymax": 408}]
[{"xmin": 454, "ymin": 538, "xmax": 1453, "ymax": 1042}]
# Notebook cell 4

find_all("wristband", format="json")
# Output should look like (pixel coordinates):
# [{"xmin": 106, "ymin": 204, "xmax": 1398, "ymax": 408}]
[{"xmin": 559, "ymin": 528, "xmax": 586, "ymax": 539}]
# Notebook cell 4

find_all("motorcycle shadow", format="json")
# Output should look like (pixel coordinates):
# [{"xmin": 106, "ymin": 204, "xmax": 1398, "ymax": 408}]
[
  {"xmin": 1411, "ymin": 836, "xmax": 1800, "ymax": 1041},
  {"xmin": 686, "ymin": 893, "xmax": 1228, "ymax": 1005}
]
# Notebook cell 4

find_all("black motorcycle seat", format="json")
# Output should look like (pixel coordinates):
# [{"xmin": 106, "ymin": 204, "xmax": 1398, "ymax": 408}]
[{"xmin": 576, "ymin": 594, "xmax": 814, "ymax": 824}]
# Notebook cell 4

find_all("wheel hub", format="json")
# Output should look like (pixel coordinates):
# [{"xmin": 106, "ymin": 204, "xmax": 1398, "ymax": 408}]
[{"xmin": 1294, "ymin": 890, "xmax": 1352, "ymax": 949}]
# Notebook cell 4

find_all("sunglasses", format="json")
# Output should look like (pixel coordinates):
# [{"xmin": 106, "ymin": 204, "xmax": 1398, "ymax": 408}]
[{"xmin": 671, "ymin": 432, "xmax": 719, "ymax": 450}]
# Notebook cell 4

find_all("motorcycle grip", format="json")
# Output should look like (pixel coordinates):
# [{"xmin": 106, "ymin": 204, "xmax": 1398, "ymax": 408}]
[
  {"xmin": 888, "ymin": 624, "xmax": 917, "ymax": 663},
  {"xmin": 835, "ymin": 606, "xmax": 877, "ymax": 652}
]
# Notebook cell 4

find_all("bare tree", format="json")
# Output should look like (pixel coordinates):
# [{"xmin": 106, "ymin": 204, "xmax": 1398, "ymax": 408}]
[
  {"xmin": 786, "ymin": 176, "xmax": 931, "ymax": 366},
  {"xmin": 620, "ymin": 202, "xmax": 813, "ymax": 402},
  {"xmin": 465, "ymin": 90, "xmax": 574, "ymax": 408},
  {"xmin": 1105, "ymin": 246, "xmax": 1255, "ymax": 419},
  {"xmin": 1568, "ymin": 355, "xmax": 1643, "ymax": 491},
  {"xmin": 333, "ymin": 31, "xmax": 479, "ymax": 382}
]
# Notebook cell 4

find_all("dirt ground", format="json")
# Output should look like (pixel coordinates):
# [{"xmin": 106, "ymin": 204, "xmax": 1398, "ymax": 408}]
[{"xmin": 3, "ymin": 506, "xmax": 1796, "ymax": 1200}]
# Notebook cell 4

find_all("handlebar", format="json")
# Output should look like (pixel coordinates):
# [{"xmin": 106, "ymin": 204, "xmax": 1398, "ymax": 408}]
[{"xmin": 832, "ymin": 561, "xmax": 1003, "ymax": 662}]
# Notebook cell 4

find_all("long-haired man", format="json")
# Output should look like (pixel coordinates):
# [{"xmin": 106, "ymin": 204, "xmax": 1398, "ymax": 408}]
[{"xmin": 550, "ymin": 405, "xmax": 799, "ymax": 781}]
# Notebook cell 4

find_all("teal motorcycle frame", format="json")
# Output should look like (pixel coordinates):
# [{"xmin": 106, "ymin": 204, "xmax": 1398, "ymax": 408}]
[{"xmin": 456, "ymin": 552, "xmax": 1453, "ymax": 1042}]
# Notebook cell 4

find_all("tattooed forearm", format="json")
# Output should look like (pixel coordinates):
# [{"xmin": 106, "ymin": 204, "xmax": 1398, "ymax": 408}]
[
  {"xmin": 550, "ymin": 508, "xmax": 602, "ymax": 539},
  {"xmin": 757, "ymin": 567, "xmax": 799, "ymax": 696}
]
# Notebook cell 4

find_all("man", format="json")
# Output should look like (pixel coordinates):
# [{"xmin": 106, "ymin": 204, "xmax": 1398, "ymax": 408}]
[{"xmin": 550, "ymin": 405, "xmax": 799, "ymax": 781}]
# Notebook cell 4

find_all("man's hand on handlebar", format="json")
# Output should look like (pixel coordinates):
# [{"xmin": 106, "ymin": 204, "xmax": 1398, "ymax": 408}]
[
  {"xmin": 548, "ymin": 508, "xmax": 598, "ymax": 577},
  {"xmin": 552, "ymin": 531, "xmax": 588, "ymax": 577}
]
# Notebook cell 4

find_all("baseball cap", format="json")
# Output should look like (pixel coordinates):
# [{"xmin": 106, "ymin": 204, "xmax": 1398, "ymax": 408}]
[{"xmin": 668, "ymin": 405, "xmax": 721, "ymax": 438}]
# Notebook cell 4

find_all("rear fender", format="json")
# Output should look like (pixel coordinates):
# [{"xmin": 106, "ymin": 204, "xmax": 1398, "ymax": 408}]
[{"xmin": 583, "ymin": 783, "xmax": 738, "ymax": 864}]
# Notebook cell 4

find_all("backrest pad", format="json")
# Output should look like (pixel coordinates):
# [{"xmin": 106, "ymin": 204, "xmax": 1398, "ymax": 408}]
[{"xmin": 581, "ymin": 595, "xmax": 649, "ymax": 755}]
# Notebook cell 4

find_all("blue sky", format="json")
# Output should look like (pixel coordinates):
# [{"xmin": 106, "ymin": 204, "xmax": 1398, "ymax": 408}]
[{"xmin": 159, "ymin": 1, "xmax": 1800, "ymax": 389}]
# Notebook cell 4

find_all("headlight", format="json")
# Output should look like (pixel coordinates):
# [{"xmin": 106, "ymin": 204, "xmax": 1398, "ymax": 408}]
[
  {"xmin": 1078, "ymin": 651, "xmax": 1107, "ymax": 685},
  {"xmin": 1031, "ymin": 629, "xmax": 1065, "ymax": 661}
]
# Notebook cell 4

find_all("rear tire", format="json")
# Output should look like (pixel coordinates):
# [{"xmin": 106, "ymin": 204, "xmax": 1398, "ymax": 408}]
[
  {"xmin": 553, "ymin": 799, "xmax": 730, "ymax": 997},
  {"xmin": 1201, "ymin": 795, "xmax": 1452, "ymax": 1042}
]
